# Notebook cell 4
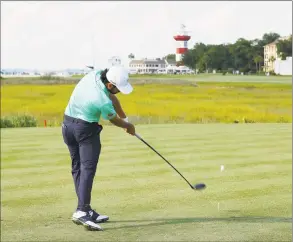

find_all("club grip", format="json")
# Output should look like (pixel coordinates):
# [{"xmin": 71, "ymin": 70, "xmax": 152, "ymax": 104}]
[{"xmin": 135, "ymin": 133, "xmax": 142, "ymax": 140}]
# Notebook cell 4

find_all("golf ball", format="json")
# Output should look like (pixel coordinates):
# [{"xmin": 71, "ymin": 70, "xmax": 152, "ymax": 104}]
[{"xmin": 221, "ymin": 165, "xmax": 224, "ymax": 171}]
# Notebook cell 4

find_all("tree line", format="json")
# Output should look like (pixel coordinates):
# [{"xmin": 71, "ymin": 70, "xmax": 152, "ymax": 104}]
[{"xmin": 166, "ymin": 32, "xmax": 292, "ymax": 73}]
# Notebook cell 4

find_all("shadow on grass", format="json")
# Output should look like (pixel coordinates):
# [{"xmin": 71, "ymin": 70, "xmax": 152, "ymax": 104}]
[{"xmin": 105, "ymin": 216, "xmax": 292, "ymax": 231}]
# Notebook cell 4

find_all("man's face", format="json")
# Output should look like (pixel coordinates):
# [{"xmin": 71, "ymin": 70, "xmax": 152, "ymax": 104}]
[{"xmin": 106, "ymin": 83, "xmax": 120, "ymax": 95}]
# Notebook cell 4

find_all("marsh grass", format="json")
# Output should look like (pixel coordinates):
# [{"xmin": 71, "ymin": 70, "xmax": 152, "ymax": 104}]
[{"xmin": 1, "ymin": 82, "xmax": 291, "ymax": 127}]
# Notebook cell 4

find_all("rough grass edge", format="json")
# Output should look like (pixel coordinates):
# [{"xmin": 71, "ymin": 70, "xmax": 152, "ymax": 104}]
[
  {"xmin": 0, "ymin": 114, "xmax": 38, "ymax": 128},
  {"xmin": 1, "ymin": 114, "xmax": 291, "ymax": 128}
]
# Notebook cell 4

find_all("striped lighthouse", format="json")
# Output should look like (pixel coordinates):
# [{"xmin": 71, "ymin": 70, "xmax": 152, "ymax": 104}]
[{"xmin": 173, "ymin": 24, "xmax": 191, "ymax": 66}]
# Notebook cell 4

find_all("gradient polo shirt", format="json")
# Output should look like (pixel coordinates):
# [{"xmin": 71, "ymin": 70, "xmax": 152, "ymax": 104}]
[{"xmin": 64, "ymin": 70, "xmax": 117, "ymax": 123}]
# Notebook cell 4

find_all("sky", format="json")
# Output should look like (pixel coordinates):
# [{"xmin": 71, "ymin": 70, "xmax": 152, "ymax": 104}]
[{"xmin": 1, "ymin": 1, "xmax": 292, "ymax": 70}]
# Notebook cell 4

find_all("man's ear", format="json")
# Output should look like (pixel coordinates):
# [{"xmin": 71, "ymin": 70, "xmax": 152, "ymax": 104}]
[{"xmin": 106, "ymin": 83, "xmax": 113, "ymax": 89}]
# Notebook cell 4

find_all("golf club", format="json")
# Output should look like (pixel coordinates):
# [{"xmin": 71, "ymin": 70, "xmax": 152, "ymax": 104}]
[{"xmin": 135, "ymin": 133, "xmax": 206, "ymax": 191}]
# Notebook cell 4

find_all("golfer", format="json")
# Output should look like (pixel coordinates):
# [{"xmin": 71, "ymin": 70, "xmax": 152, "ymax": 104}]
[{"xmin": 62, "ymin": 66, "xmax": 135, "ymax": 231}]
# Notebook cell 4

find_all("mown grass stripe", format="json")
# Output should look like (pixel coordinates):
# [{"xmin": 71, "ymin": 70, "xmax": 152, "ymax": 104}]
[{"xmin": 1, "ymin": 124, "xmax": 291, "ymax": 242}]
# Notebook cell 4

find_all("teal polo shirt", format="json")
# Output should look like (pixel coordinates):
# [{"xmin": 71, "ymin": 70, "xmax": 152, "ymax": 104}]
[{"xmin": 64, "ymin": 70, "xmax": 117, "ymax": 123}]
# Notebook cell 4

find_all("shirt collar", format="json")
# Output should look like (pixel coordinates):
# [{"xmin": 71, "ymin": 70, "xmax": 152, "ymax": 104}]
[{"xmin": 95, "ymin": 71, "xmax": 110, "ymax": 96}]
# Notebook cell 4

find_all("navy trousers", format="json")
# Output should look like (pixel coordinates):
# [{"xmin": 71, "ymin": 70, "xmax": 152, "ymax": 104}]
[{"xmin": 62, "ymin": 115, "xmax": 103, "ymax": 212}]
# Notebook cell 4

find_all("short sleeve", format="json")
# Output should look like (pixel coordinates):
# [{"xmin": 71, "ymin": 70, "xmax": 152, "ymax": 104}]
[{"xmin": 101, "ymin": 102, "xmax": 117, "ymax": 120}]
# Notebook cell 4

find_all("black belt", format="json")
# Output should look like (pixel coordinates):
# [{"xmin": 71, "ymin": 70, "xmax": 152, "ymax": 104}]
[{"xmin": 64, "ymin": 114, "xmax": 99, "ymax": 125}]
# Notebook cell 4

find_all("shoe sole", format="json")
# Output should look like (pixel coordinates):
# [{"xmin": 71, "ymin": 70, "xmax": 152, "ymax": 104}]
[
  {"xmin": 96, "ymin": 217, "xmax": 109, "ymax": 223},
  {"xmin": 73, "ymin": 217, "xmax": 109, "ymax": 223},
  {"xmin": 72, "ymin": 218, "xmax": 103, "ymax": 231}
]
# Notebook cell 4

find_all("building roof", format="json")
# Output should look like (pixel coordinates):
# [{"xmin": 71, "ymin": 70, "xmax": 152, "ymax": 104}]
[
  {"xmin": 129, "ymin": 59, "xmax": 166, "ymax": 65},
  {"xmin": 264, "ymin": 35, "xmax": 292, "ymax": 46}
]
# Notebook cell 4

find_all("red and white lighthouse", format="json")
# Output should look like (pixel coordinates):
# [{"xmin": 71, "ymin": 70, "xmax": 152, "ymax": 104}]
[{"xmin": 173, "ymin": 24, "xmax": 191, "ymax": 66}]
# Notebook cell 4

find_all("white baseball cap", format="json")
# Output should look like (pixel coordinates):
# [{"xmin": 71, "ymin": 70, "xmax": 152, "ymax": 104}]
[{"xmin": 106, "ymin": 66, "xmax": 133, "ymax": 94}]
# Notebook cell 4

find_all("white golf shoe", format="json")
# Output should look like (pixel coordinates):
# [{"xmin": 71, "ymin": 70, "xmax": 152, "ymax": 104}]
[
  {"xmin": 72, "ymin": 211, "xmax": 103, "ymax": 231},
  {"xmin": 88, "ymin": 209, "xmax": 109, "ymax": 223}
]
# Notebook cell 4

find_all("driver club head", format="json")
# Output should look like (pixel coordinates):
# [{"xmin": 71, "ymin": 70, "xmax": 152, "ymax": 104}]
[{"xmin": 193, "ymin": 183, "xmax": 206, "ymax": 190}]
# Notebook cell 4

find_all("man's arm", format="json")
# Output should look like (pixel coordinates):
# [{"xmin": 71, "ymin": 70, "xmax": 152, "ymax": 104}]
[
  {"xmin": 109, "ymin": 93, "xmax": 127, "ymax": 119},
  {"xmin": 109, "ymin": 115, "xmax": 129, "ymax": 128},
  {"xmin": 109, "ymin": 115, "xmax": 135, "ymax": 135},
  {"xmin": 100, "ymin": 100, "xmax": 135, "ymax": 135}
]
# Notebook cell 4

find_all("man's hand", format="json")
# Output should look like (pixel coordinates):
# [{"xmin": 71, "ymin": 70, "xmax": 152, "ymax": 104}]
[
  {"xmin": 109, "ymin": 115, "xmax": 135, "ymax": 136},
  {"xmin": 125, "ymin": 122, "xmax": 135, "ymax": 136}
]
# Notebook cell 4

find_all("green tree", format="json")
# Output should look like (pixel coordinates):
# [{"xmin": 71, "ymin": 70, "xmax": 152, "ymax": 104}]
[
  {"xmin": 229, "ymin": 38, "xmax": 253, "ymax": 70},
  {"xmin": 193, "ymin": 43, "xmax": 208, "ymax": 71},
  {"xmin": 182, "ymin": 49, "xmax": 196, "ymax": 69},
  {"xmin": 261, "ymin": 32, "xmax": 280, "ymax": 46},
  {"xmin": 253, "ymin": 55, "xmax": 263, "ymax": 73},
  {"xmin": 165, "ymin": 31, "xmax": 283, "ymax": 74},
  {"xmin": 269, "ymin": 55, "xmax": 276, "ymax": 71},
  {"xmin": 251, "ymin": 39, "xmax": 264, "ymax": 70},
  {"xmin": 193, "ymin": 43, "xmax": 208, "ymax": 57},
  {"xmin": 276, "ymin": 36, "xmax": 292, "ymax": 60},
  {"xmin": 200, "ymin": 53, "xmax": 211, "ymax": 71},
  {"xmin": 165, "ymin": 54, "xmax": 176, "ymax": 61},
  {"xmin": 269, "ymin": 56, "xmax": 276, "ymax": 62}
]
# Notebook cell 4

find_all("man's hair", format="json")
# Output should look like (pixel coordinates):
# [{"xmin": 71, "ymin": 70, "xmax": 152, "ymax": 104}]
[{"xmin": 100, "ymin": 68, "xmax": 109, "ymax": 84}]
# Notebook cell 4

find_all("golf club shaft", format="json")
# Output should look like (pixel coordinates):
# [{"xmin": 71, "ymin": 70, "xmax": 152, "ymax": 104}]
[{"xmin": 135, "ymin": 134, "xmax": 194, "ymax": 189}]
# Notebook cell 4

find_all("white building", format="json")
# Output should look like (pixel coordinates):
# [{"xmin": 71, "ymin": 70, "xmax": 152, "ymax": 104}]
[
  {"xmin": 128, "ymin": 58, "xmax": 194, "ymax": 74},
  {"xmin": 129, "ymin": 58, "xmax": 167, "ymax": 74},
  {"xmin": 264, "ymin": 35, "xmax": 292, "ymax": 73},
  {"xmin": 274, "ymin": 57, "xmax": 292, "ymax": 75}
]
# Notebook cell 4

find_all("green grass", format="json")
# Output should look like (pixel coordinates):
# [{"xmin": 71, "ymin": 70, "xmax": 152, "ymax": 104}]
[
  {"xmin": 1, "ymin": 124, "xmax": 291, "ymax": 241},
  {"xmin": 2, "ymin": 73, "xmax": 292, "ymax": 85},
  {"xmin": 128, "ymin": 74, "xmax": 292, "ymax": 83},
  {"xmin": 1, "ymin": 80, "xmax": 292, "ymax": 126}
]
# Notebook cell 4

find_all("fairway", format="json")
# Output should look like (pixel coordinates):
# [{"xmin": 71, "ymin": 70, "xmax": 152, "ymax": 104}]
[{"xmin": 1, "ymin": 124, "xmax": 292, "ymax": 241}]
